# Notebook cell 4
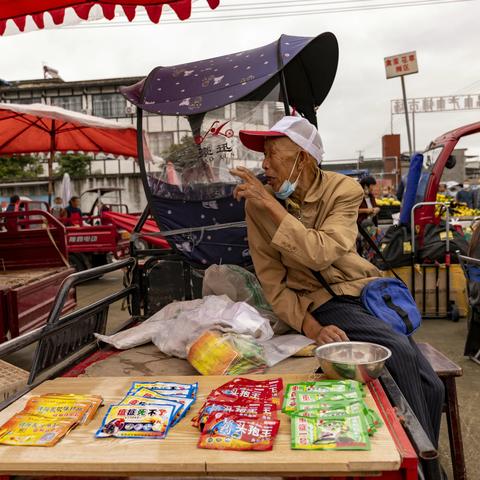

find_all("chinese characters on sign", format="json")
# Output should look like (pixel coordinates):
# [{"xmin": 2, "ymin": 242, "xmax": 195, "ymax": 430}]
[
  {"xmin": 391, "ymin": 94, "xmax": 480, "ymax": 115},
  {"xmin": 384, "ymin": 51, "xmax": 418, "ymax": 79}
]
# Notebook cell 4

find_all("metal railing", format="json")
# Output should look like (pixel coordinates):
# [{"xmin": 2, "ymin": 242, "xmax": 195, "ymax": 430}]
[{"xmin": 0, "ymin": 257, "xmax": 139, "ymax": 411}]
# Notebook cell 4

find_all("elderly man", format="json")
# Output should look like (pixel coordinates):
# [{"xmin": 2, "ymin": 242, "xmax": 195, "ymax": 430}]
[{"xmin": 231, "ymin": 116, "xmax": 444, "ymax": 449}]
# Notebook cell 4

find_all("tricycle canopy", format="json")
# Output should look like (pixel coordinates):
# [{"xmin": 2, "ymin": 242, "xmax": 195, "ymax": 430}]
[{"xmin": 121, "ymin": 33, "xmax": 338, "ymax": 126}]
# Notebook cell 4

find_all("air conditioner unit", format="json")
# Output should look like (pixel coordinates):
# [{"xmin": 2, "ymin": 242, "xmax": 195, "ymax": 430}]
[{"xmin": 125, "ymin": 106, "xmax": 135, "ymax": 115}]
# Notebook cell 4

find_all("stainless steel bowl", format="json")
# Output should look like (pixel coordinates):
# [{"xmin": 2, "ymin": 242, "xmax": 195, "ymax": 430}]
[{"xmin": 314, "ymin": 341, "xmax": 392, "ymax": 383}]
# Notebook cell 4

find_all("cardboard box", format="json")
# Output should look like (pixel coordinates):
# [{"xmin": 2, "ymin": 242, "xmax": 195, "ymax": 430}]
[{"xmin": 386, "ymin": 264, "xmax": 468, "ymax": 317}]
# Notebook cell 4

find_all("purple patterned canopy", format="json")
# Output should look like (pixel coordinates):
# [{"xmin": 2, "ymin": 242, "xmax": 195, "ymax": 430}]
[{"xmin": 120, "ymin": 33, "xmax": 338, "ymax": 119}]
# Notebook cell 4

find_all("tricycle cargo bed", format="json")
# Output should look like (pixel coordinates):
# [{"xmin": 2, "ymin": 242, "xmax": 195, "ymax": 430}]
[
  {"xmin": 0, "ymin": 267, "xmax": 76, "ymax": 340},
  {"xmin": 0, "ymin": 267, "xmax": 68, "ymax": 290}
]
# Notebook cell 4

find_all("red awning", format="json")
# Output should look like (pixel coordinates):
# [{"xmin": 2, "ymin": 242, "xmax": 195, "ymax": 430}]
[{"xmin": 0, "ymin": 0, "xmax": 220, "ymax": 35}]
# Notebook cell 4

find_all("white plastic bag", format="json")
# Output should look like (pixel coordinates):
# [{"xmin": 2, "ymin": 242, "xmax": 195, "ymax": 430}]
[{"xmin": 95, "ymin": 295, "xmax": 273, "ymax": 357}]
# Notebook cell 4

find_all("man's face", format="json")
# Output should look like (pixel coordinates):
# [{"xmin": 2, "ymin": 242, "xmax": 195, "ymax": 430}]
[
  {"xmin": 263, "ymin": 137, "xmax": 301, "ymax": 192},
  {"xmin": 71, "ymin": 198, "xmax": 80, "ymax": 208},
  {"xmin": 55, "ymin": 198, "xmax": 62, "ymax": 205}
]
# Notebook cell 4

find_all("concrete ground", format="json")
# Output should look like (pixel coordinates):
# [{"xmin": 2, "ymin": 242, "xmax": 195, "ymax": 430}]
[{"xmin": 7, "ymin": 271, "xmax": 480, "ymax": 479}]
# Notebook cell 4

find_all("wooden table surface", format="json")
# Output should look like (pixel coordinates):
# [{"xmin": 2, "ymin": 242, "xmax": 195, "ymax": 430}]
[{"xmin": 0, "ymin": 374, "xmax": 401, "ymax": 477}]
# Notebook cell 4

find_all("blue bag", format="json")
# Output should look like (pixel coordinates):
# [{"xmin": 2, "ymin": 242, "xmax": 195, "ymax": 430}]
[{"xmin": 360, "ymin": 278, "xmax": 421, "ymax": 336}]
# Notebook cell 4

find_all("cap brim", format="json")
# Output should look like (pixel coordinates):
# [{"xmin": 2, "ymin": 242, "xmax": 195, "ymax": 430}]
[{"xmin": 239, "ymin": 130, "xmax": 285, "ymax": 153}]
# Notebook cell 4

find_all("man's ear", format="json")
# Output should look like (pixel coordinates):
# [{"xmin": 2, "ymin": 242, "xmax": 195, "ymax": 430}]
[{"xmin": 297, "ymin": 150, "xmax": 309, "ymax": 171}]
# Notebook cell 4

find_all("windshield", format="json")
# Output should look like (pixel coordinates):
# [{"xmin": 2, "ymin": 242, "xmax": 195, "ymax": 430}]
[
  {"xmin": 145, "ymin": 86, "xmax": 282, "ymax": 200},
  {"xmin": 422, "ymin": 146, "xmax": 444, "ymax": 169}
]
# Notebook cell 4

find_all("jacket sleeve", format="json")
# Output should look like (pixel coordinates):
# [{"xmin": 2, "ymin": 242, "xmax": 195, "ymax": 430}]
[
  {"xmin": 245, "ymin": 201, "xmax": 313, "ymax": 332},
  {"xmin": 270, "ymin": 180, "xmax": 363, "ymax": 271}
]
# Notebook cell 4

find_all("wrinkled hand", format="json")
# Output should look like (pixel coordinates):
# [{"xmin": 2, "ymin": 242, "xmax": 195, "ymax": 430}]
[
  {"xmin": 230, "ymin": 166, "xmax": 272, "ymax": 207},
  {"xmin": 315, "ymin": 325, "xmax": 349, "ymax": 345}
]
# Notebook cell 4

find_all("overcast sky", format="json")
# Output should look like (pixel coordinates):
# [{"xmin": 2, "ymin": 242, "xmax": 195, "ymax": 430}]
[{"xmin": 1, "ymin": 0, "xmax": 480, "ymax": 161}]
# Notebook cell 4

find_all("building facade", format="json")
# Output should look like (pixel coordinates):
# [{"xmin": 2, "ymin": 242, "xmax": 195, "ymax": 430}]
[{"xmin": 0, "ymin": 76, "xmax": 277, "ymax": 171}]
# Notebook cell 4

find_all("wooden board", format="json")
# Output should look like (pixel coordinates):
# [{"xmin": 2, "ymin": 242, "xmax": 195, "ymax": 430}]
[
  {"xmin": 0, "ymin": 267, "xmax": 66, "ymax": 289},
  {"xmin": 0, "ymin": 374, "xmax": 401, "ymax": 477}
]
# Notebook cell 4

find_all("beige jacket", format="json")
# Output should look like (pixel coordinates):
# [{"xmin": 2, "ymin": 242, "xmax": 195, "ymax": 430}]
[{"xmin": 245, "ymin": 169, "xmax": 380, "ymax": 332}]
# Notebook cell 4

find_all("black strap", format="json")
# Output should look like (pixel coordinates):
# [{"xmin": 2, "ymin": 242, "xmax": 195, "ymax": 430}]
[
  {"xmin": 356, "ymin": 221, "xmax": 404, "ymax": 283},
  {"xmin": 311, "ymin": 270, "xmax": 338, "ymax": 298},
  {"xmin": 382, "ymin": 294, "xmax": 414, "ymax": 334}
]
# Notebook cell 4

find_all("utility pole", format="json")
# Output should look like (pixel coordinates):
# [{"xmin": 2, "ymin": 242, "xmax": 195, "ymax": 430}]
[{"xmin": 357, "ymin": 150, "xmax": 364, "ymax": 171}]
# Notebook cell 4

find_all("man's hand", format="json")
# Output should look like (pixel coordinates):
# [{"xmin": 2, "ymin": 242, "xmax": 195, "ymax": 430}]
[
  {"xmin": 315, "ymin": 325, "xmax": 349, "ymax": 345},
  {"xmin": 231, "ymin": 166, "xmax": 271, "ymax": 207},
  {"xmin": 373, "ymin": 207, "xmax": 381, "ymax": 215},
  {"xmin": 231, "ymin": 166, "xmax": 288, "ymax": 225},
  {"xmin": 302, "ymin": 312, "xmax": 349, "ymax": 345}
]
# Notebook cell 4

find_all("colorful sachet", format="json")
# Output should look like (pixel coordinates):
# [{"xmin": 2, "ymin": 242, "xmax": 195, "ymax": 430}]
[
  {"xmin": 193, "ymin": 399, "xmax": 277, "ymax": 432},
  {"xmin": 195, "ymin": 377, "xmax": 283, "ymax": 451},
  {"xmin": 282, "ymin": 381, "xmax": 364, "ymax": 413},
  {"xmin": 209, "ymin": 377, "xmax": 283, "ymax": 406},
  {"xmin": 95, "ymin": 404, "xmax": 176, "ymax": 439},
  {"xmin": 0, "ymin": 393, "xmax": 103, "ymax": 447},
  {"xmin": 0, "ymin": 413, "xmax": 76, "ymax": 447},
  {"xmin": 291, "ymin": 414, "xmax": 371, "ymax": 450},
  {"xmin": 199, "ymin": 413, "xmax": 280, "ymax": 451},
  {"xmin": 95, "ymin": 380, "xmax": 197, "ymax": 440},
  {"xmin": 284, "ymin": 380, "xmax": 383, "ymax": 450},
  {"xmin": 128, "ymin": 381, "xmax": 198, "ymax": 399}
]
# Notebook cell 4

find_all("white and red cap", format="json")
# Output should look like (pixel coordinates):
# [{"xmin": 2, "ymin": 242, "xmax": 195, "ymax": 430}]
[{"xmin": 239, "ymin": 115, "xmax": 324, "ymax": 164}]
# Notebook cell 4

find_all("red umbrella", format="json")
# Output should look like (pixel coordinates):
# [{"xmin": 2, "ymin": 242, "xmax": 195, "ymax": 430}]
[
  {"xmin": 0, "ymin": 0, "xmax": 220, "ymax": 35},
  {"xmin": 0, "ymin": 102, "xmax": 152, "ymax": 201}
]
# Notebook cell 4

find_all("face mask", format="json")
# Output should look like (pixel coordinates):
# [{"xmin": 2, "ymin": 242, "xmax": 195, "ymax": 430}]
[{"xmin": 275, "ymin": 152, "xmax": 302, "ymax": 200}]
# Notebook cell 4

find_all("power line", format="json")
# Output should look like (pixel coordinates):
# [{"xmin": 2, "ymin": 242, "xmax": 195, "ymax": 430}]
[{"xmin": 64, "ymin": 0, "xmax": 478, "ymax": 29}]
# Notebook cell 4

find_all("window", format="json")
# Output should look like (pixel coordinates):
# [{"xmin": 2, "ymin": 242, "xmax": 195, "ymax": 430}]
[
  {"xmin": 147, "ymin": 132, "xmax": 174, "ymax": 156},
  {"xmin": 14, "ymin": 97, "xmax": 42, "ymax": 104},
  {"xmin": 51, "ymin": 95, "xmax": 83, "ymax": 112},
  {"xmin": 235, "ymin": 102, "xmax": 264, "ymax": 124},
  {"xmin": 92, "ymin": 94, "xmax": 126, "ymax": 118}
]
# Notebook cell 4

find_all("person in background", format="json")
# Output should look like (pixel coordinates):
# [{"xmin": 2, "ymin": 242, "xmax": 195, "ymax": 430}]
[
  {"xmin": 51, "ymin": 196, "xmax": 65, "ymax": 219},
  {"xmin": 472, "ymin": 184, "xmax": 480, "ymax": 210},
  {"xmin": 382, "ymin": 185, "xmax": 396, "ymax": 199},
  {"xmin": 64, "ymin": 196, "xmax": 82, "ymax": 227},
  {"xmin": 357, "ymin": 176, "xmax": 380, "ymax": 226},
  {"xmin": 5, "ymin": 194, "xmax": 20, "ymax": 212},
  {"xmin": 456, "ymin": 183, "xmax": 474, "ymax": 208},
  {"xmin": 438, "ymin": 182, "xmax": 447, "ymax": 195}
]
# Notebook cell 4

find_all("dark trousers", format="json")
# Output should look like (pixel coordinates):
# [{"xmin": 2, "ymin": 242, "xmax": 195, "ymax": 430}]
[{"xmin": 312, "ymin": 296, "xmax": 445, "ymax": 447}]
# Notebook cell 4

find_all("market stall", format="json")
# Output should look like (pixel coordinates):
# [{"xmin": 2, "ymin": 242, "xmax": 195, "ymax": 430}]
[{"xmin": 0, "ymin": 374, "xmax": 406, "ymax": 478}]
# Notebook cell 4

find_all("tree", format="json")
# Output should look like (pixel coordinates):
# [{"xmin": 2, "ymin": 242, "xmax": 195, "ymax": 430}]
[
  {"xmin": 0, "ymin": 155, "xmax": 43, "ymax": 180},
  {"xmin": 161, "ymin": 135, "xmax": 199, "ymax": 170},
  {"xmin": 56, "ymin": 153, "xmax": 91, "ymax": 177}
]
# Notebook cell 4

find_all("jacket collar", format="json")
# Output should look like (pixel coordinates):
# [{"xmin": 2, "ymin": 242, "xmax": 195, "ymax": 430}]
[{"xmin": 303, "ymin": 168, "xmax": 324, "ymax": 203}]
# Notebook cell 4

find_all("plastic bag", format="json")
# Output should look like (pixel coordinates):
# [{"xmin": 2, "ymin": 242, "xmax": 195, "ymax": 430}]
[
  {"xmin": 187, "ymin": 330, "xmax": 268, "ymax": 375},
  {"xmin": 202, "ymin": 265, "xmax": 290, "ymax": 334},
  {"xmin": 95, "ymin": 294, "xmax": 312, "ymax": 367},
  {"xmin": 95, "ymin": 295, "xmax": 273, "ymax": 356}
]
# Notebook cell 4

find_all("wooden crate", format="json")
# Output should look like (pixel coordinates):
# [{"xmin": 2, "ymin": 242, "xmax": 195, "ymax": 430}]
[{"xmin": 0, "ymin": 360, "xmax": 28, "ymax": 402}]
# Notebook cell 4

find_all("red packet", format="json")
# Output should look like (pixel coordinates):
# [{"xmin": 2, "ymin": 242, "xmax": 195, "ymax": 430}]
[{"xmin": 198, "ymin": 413, "xmax": 280, "ymax": 451}]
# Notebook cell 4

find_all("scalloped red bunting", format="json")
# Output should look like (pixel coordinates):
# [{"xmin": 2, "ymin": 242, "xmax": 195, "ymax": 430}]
[{"xmin": 0, "ymin": 1, "xmax": 220, "ymax": 35}]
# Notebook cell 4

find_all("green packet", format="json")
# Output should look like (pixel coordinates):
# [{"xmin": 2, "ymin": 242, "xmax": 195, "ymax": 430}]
[
  {"xmin": 291, "ymin": 414, "xmax": 371, "ymax": 450},
  {"xmin": 283, "ymin": 389, "xmax": 364, "ymax": 413},
  {"xmin": 282, "ymin": 381, "xmax": 364, "ymax": 413},
  {"xmin": 290, "ymin": 401, "xmax": 366, "ymax": 418}
]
